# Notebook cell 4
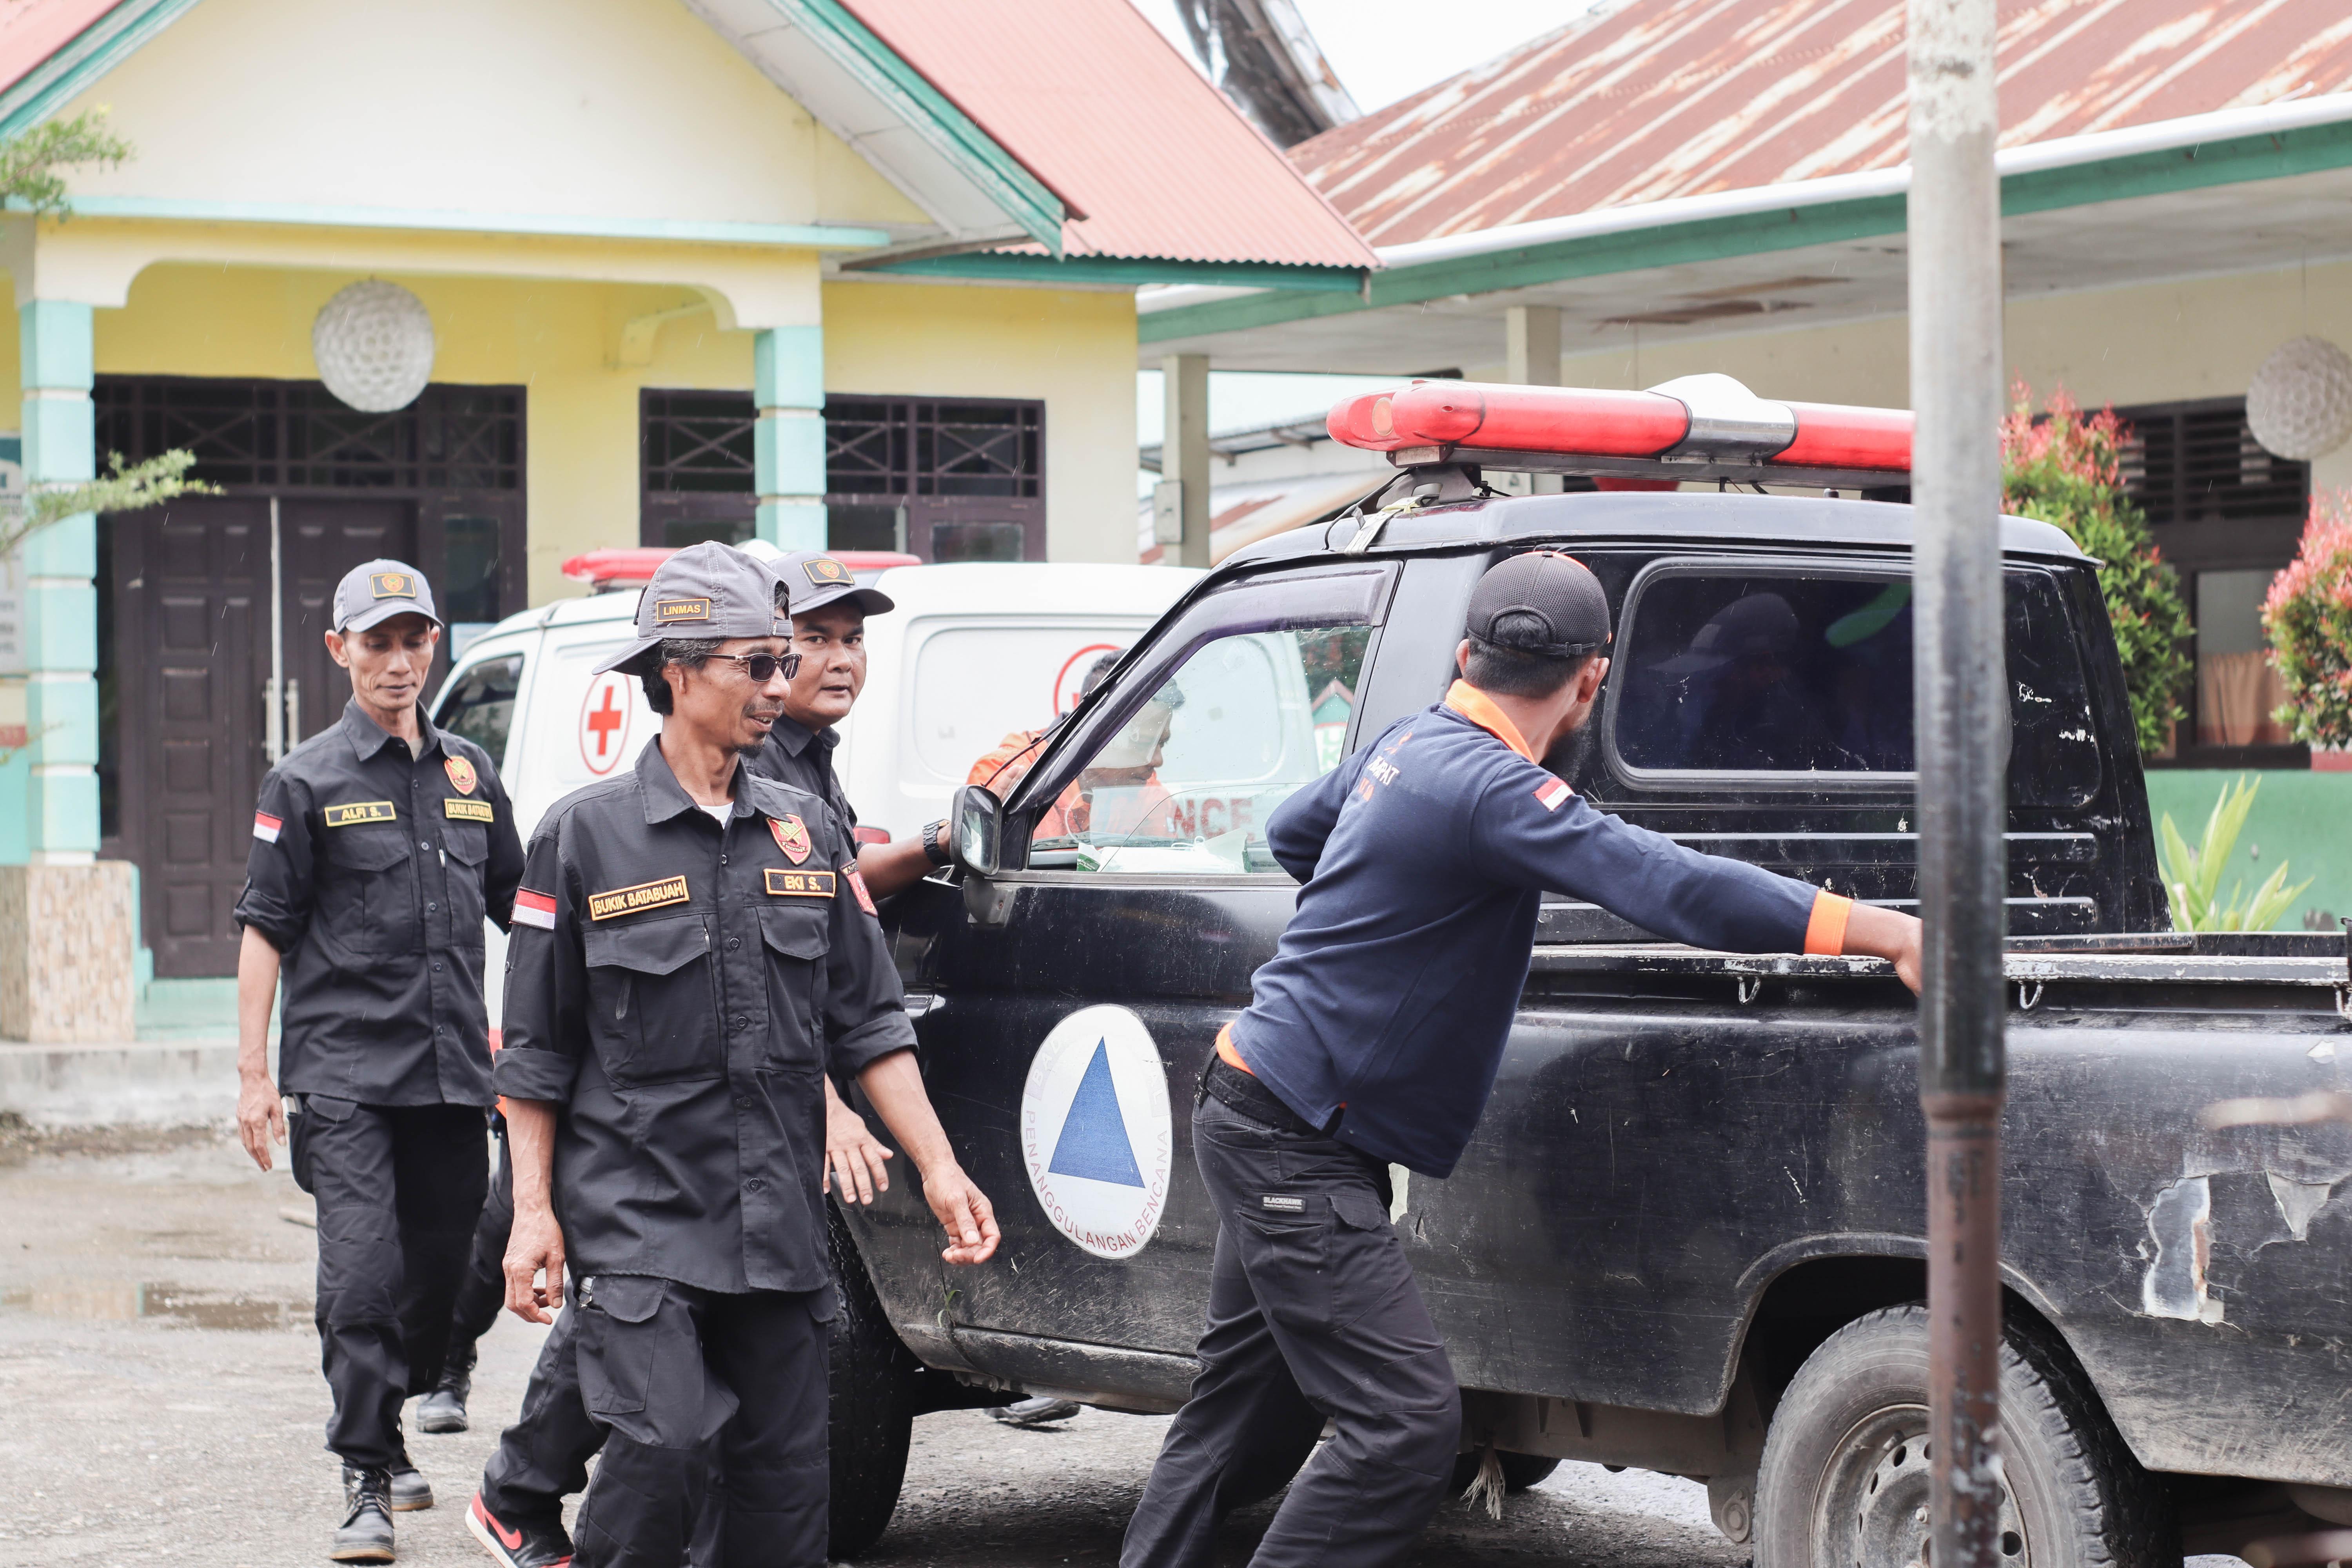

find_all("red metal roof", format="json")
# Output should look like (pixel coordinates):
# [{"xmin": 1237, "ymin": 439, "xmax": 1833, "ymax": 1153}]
[
  {"xmin": 1290, "ymin": 0, "xmax": 2352, "ymax": 246},
  {"xmin": 0, "ymin": 0, "xmax": 127, "ymax": 93},
  {"xmin": 841, "ymin": 0, "xmax": 1377, "ymax": 268}
]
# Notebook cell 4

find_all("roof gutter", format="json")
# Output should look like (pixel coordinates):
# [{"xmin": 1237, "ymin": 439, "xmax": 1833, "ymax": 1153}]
[{"xmin": 1140, "ymin": 93, "xmax": 2352, "ymax": 318}]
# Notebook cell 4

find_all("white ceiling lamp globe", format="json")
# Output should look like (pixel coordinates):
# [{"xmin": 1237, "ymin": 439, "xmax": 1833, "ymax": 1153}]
[
  {"xmin": 2247, "ymin": 334, "xmax": 2352, "ymax": 462},
  {"xmin": 312, "ymin": 280, "xmax": 436, "ymax": 413}
]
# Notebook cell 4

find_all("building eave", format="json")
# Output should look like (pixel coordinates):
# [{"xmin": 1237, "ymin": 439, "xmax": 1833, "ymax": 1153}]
[{"xmin": 0, "ymin": 0, "xmax": 203, "ymax": 140}]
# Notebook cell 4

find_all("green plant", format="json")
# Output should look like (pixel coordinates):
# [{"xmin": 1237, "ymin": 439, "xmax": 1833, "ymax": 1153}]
[
  {"xmin": 2156, "ymin": 773, "xmax": 2311, "ymax": 932},
  {"xmin": 2262, "ymin": 489, "xmax": 2352, "ymax": 750},
  {"xmin": 2001, "ymin": 384, "xmax": 2193, "ymax": 755},
  {"xmin": 0, "ymin": 109, "xmax": 130, "ymax": 216}
]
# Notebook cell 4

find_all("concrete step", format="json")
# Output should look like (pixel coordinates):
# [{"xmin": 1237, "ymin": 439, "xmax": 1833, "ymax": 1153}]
[{"xmin": 0, "ymin": 1038, "xmax": 240, "ymax": 1127}]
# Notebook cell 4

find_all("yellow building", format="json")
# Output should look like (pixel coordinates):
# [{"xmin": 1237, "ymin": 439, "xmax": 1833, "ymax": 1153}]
[{"xmin": 0, "ymin": 0, "xmax": 1372, "ymax": 1030}]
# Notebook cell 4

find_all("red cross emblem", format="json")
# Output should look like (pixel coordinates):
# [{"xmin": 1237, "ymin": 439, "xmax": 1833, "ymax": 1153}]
[{"xmin": 579, "ymin": 671, "xmax": 634, "ymax": 777}]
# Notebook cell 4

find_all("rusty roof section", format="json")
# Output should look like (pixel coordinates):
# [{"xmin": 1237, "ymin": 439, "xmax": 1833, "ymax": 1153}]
[
  {"xmin": 843, "ymin": 0, "xmax": 1378, "ymax": 267},
  {"xmin": 1292, "ymin": 0, "xmax": 2352, "ymax": 246}
]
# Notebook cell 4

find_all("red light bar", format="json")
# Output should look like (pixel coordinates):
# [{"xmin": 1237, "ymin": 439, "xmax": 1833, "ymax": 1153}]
[
  {"xmin": 1328, "ymin": 374, "xmax": 1912, "ymax": 489},
  {"xmin": 561, "ymin": 547, "xmax": 922, "ymax": 591}
]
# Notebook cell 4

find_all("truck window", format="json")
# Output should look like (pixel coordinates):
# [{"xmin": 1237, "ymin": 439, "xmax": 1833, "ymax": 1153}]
[
  {"xmin": 435, "ymin": 652, "xmax": 524, "ymax": 770},
  {"xmin": 909, "ymin": 620, "xmax": 1158, "ymax": 785},
  {"xmin": 1034, "ymin": 622, "xmax": 1373, "ymax": 875},
  {"xmin": 1608, "ymin": 564, "xmax": 2101, "ymax": 803}
]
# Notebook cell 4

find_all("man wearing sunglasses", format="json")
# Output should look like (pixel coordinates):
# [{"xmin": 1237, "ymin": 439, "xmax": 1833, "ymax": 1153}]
[{"xmin": 472, "ymin": 543, "xmax": 998, "ymax": 1568}]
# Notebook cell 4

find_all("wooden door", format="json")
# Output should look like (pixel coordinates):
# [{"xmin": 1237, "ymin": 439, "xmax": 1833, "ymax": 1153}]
[
  {"xmin": 279, "ymin": 499, "xmax": 416, "ymax": 746},
  {"xmin": 109, "ymin": 498, "xmax": 270, "ymax": 978}
]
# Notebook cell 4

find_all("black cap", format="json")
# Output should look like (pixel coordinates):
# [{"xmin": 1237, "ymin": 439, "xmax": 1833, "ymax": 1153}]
[{"xmin": 1465, "ymin": 551, "xmax": 1610, "ymax": 657}]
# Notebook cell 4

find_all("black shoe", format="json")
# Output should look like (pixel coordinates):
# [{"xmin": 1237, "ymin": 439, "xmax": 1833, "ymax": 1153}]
[
  {"xmin": 467, "ymin": 1493, "xmax": 575, "ymax": 1568},
  {"xmin": 989, "ymin": 1395, "xmax": 1082, "ymax": 1427},
  {"xmin": 417, "ymin": 1343, "xmax": 474, "ymax": 1434},
  {"xmin": 333, "ymin": 1466, "xmax": 396, "ymax": 1563},
  {"xmin": 389, "ymin": 1463, "xmax": 433, "ymax": 1512}
]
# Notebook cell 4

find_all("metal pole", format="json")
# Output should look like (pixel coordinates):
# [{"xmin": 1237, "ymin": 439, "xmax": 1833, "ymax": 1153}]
[{"xmin": 1907, "ymin": 4, "xmax": 2007, "ymax": 1568}]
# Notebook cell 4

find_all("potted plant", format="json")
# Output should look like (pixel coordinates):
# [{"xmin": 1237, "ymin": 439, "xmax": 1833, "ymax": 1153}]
[{"xmin": 2262, "ymin": 490, "xmax": 2352, "ymax": 769}]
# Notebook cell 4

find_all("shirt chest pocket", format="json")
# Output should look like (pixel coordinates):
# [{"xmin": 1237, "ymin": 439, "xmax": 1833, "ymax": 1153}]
[
  {"xmin": 319, "ymin": 825, "xmax": 416, "ymax": 955},
  {"xmin": 441, "ymin": 822, "xmax": 490, "ymax": 942},
  {"xmin": 583, "ymin": 914, "xmax": 723, "ymax": 1085},
  {"xmin": 755, "ymin": 903, "xmax": 831, "ymax": 1067}
]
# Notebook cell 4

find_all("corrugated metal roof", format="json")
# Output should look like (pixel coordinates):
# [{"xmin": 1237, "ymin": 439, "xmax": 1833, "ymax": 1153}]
[
  {"xmin": 843, "ymin": 0, "xmax": 1377, "ymax": 267},
  {"xmin": 1292, "ymin": 0, "xmax": 2352, "ymax": 245}
]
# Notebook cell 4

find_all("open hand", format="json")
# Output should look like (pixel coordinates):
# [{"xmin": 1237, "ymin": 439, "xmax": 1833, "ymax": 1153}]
[
  {"xmin": 503, "ymin": 1203, "xmax": 567, "ymax": 1325},
  {"xmin": 826, "ymin": 1094, "xmax": 896, "ymax": 1205},
  {"xmin": 920, "ymin": 1164, "xmax": 1000, "ymax": 1265},
  {"xmin": 236, "ymin": 1074, "xmax": 286, "ymax": 1172}
]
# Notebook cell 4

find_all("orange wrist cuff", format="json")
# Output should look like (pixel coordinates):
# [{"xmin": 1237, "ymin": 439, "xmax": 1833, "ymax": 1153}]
[{"xmin": 1804, "ymin": 891, "xmax": 1854, "ymax": 956}]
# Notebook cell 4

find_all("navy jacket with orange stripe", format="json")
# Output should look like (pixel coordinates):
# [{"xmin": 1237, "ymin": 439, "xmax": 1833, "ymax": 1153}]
[{"xmin": 1229, "ymin": 681, "xmax": 1847, "ymax": 1178}]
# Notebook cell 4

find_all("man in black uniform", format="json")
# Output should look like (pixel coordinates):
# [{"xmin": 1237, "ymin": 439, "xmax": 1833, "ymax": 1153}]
[
  {"xmin": 476, "ymin": 544, "xmax": 998, "ymax": 1568},
  {"xmin": 234, "ymin": 559, "xmax": 524, "ymax": 1563}
]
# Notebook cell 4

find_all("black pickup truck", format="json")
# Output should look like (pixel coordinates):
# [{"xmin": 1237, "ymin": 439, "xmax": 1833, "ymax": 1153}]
[{"xmin": 828, "ymin": 483, "xmax": 2352, "ymax": 1568}]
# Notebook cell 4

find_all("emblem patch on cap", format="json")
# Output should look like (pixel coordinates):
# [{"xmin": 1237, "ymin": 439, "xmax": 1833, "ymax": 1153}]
[
  {"xmin": 587, "ymin": 875, "xmax": 690, "ymax": 920},
  {"xmin": 765, "ymin": 868, "xmax": 836, "ymax": 898},
  {"xmin": 653, "ymin": 598, "xmax": 711, "ymax": 624},
  {"xmin": 444, "ymin": 756, "xmax": 477, "ymax": 795},
  {"xmin": 771, "ymin": 815, "xmax": 811, "ymax": 866},
  {"xmin": 323, "ymin": 800, "xmax": 397, "ymax": 827},
  {"xmin": 802, "ymin": 557, "xmax": 853, "ymax": 587},
  {"xmin": 369, "ymin": 572, "xmax": 417, "ymax": 599}
]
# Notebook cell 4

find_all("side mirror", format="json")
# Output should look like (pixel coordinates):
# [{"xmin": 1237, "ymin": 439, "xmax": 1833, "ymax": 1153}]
[{"xmin": 950, "ymin": 785, "xmax": 1002, "ymax": 878}]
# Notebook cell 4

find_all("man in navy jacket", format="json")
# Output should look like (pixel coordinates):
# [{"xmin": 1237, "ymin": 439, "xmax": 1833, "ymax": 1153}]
[{"xmin": 1122, "ymin": 551, "xmax": 1922, "ymax": 1568}]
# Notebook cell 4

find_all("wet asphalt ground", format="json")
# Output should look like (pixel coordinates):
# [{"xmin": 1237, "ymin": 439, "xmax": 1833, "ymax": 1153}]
[{"xmin": 0, "ymin": 1124, "xmax": 1753, "ymax": 1568}]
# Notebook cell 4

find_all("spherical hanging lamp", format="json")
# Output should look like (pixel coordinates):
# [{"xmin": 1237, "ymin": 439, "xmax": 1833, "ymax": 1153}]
[
  {"xmin": 2246, "ymin": 335, "xmax": 2352, "ymax": 461},
  {"xmin": 311, "ymin": 280, "xmax": 436, "ymax": 413}
]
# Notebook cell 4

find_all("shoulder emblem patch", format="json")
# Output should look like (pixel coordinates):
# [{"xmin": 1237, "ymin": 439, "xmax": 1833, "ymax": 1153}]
[
  {"xmin": 765, "ymin": 868, "xmax": 836, "ymax": 898},
  {"xmin": 444, "ymin": 755, "xmax": 477, "ymax": 795},
  {"xmin": 771, "ymin": 814, "xmax": 811, "ymax": 866},
  {"xmin": 587, "ymin": 875, "xmax": 691, "ymax": 920},
  {"xmin": 513, "ymin": 889, "xmax": 557, "ymax": 930},
  {"xmin": 844, "ymin": 863, "xmax": 878, "ymax": 915},
  {"xmin": 1534, "ymin": 778, "xmax": 1573, "ymax": 813},
  {"xmin": 323, "ymin": 800, "xmax": 397, "ymax": 827},
  {"xmin": 444, "ymin": 798, "xmax": 495, "ymax": 822}
]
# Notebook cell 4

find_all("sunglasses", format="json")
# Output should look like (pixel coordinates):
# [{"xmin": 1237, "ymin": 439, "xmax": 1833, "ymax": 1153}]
[{"xmin": 704, "ymin": 651, "xmax": 802, "ymax": 683}]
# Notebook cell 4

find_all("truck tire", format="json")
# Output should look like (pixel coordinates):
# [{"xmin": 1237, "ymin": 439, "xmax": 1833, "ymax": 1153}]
[
  {"xmin": 1754, "ymin": 1304, "xmax": 2174, "ymax": 1568},
  {"xmin": 828, "ymin": 1205, "xmax": 922, "ymax": 1560}
]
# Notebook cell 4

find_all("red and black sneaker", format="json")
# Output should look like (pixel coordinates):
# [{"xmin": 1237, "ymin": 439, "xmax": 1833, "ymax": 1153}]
[{"xmin": 465, "ymin": 1493, "xmax": 574, "ymax": 1568}]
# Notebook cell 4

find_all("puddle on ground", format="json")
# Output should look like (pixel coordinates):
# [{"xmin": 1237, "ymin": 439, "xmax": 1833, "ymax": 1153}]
[{"xmin": 1, "ymin": 1277, "xmax": 309, "ymax": 1330}]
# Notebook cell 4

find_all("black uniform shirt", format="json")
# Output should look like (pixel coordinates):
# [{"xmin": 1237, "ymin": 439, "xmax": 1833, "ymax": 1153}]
[
  {"xmin": 494, "ymin": 738, "xmax": 916, "ymax": 1294},
  {"xmin": 751, "ymin": 715, "xmax": 856, "ymax": 831},
  {"xmin": 234, "ymin": 698, "xmax": 525, "ymax": 1107}
]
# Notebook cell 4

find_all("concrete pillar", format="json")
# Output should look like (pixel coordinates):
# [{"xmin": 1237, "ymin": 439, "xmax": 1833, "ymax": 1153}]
[
  {"xmin": 1160, "ymin": 353, "xmax": 1210, "ymax": 569},
  {"xmin": 4, "ymin": 297, "xmax": 130, "ymax": 1040},
  {"xmin": 1505, "ymin": 305, "xmax": 1566, "ymax": 495},
  {"xmin": 754, "ymin": 325, "xmax": 826, "ymax": 551}
]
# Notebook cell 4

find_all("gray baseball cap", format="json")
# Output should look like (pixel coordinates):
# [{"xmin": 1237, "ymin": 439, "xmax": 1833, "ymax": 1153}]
[
  {"xmin": 333, "ymin": 559, "xmax": 441, "ymax": 633},
  {"xmin": 595, "ymin": 540, "xmax": 793, "ymax": 676},
  {"xmin": 773, "ymin": 550, "xmax": 895, "ymax": 619}
]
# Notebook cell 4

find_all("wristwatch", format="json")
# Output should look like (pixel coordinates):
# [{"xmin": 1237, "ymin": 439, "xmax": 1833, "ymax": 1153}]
[{"xmin": 920, "ymin": 818, "xmax": 953, "ymax": 867}]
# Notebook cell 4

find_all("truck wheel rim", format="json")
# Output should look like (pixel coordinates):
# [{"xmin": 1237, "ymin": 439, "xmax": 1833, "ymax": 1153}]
[{"xmin": 1815, "ymin": 1405, "xmax": 2028, "ymax": 1567}]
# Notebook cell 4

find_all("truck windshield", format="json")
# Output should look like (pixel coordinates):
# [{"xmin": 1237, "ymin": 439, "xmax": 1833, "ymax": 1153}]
[{"xmin": 434, "ymin": 652, "xmax": 524, "ymax": 770}]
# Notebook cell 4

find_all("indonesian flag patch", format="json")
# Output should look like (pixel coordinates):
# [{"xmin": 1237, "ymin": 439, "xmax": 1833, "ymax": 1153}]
[
  {"xmin": 844, "ymin": 863, "xmax": 878, "ymax": 916},
  {"xmin": 1533, "ymin": 778, "xmax": 1573, "ymax": 813},
  {"xmin": 252, "ymin": 811, "xmax": 283, "ymax": 844},
  {"xmin": 514, "ymin": 889, "xmax": 558, "ymax": 930}
]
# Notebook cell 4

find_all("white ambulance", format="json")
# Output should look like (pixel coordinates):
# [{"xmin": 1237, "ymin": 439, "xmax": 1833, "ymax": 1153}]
[{"xmin": 429, "ymin": 544, "xmax": 1201, "ymax": 1019}]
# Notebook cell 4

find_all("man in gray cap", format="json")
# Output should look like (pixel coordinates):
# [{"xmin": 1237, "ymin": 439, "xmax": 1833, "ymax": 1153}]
[
  {"xmin": 233, "ymin": 558, "xmax": 525, "ymax": 1562},
  {"xmin": 478, "ymin": 541, "xmax": 998, "ymax": 1568}
]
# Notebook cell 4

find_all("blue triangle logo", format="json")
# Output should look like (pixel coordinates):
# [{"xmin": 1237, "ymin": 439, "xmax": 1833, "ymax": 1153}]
[{"xmin": 1048, "ymin": 1040, "xmax": 1145, "ymax": 1189}]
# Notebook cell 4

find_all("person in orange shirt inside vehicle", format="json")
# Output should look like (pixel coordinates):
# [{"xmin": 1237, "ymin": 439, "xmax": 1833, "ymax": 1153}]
[{"xmin": 968, "ymin": 653, "xmax": 1186, "ymax": 846}]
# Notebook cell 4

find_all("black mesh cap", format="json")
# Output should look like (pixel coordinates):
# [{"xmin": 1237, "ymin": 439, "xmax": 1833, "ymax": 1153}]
[{"xmin": 1465, "ymin": 551, "xmax": 1611, "ymax": 657}]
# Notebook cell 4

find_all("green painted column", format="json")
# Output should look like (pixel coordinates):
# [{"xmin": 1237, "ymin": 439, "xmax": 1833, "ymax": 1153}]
[
  {"xmin": 753, "ymin": 325, "xmax": 826, "ymax": 550},
  {"xmin": 19, "ymin": 299, "xmax": 97, "ymax": 862}
]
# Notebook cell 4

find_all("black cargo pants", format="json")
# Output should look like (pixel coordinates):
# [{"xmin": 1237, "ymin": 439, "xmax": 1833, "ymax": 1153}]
[
  {"xmin": 476, "ymin": 1296, "xmax": 606, "ymax": 1530},
  {"xmin": 288, "ymin": 1096, "xmax": 490, "ymax": 1469},
  {"xmin": 1122, "ymin": 1088, "xmax": 1461, "ymax": 1568},
  {"xmin": 558, "ymin": 1276, "xmax": 832, "ymax": 1568}
]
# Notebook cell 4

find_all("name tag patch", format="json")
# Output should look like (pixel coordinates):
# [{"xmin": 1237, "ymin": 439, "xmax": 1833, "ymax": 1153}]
[
  {"xmin": 443, "ymin": 798, "xmax": 495, "ymax": 823},
  {"xmin": 323, "ymin": 800, "xmax": 397, "ymax": 827},
  {"xmin": 765, "ymin": 868, "xmax": 836, "ymax": 898},
  {"xmin": 653, "ymin": 597, "xmax": 711, "ymax": 624},
  {"xmin": 588, "ymin": 875, "xmax": 691, "ymax": 920},
  {"xmin": 1260, "ymin": 1195, "xmax": 1306, "ymax": 1213}
]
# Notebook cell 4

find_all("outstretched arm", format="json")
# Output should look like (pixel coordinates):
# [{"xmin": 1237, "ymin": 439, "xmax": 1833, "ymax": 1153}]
[
  {"xmin": 856, "ymin": 1051, "xmax": 999, "ymax": 1265},
  {"xmin": 1842, "ymin": 901, "xmax": 1924, "ymax": 994}
]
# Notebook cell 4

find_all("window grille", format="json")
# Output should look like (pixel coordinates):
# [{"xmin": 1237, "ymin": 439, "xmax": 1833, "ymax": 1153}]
[
  {"xmin": 94, "ymin": 377, "xmax": 523, "ymax": 491},
  {"xmin": 2116, "ymin": 398, "xmax": 2306, "ymax": 527}
]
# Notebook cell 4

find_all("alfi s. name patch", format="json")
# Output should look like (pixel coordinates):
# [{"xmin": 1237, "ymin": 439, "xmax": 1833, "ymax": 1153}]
[
  {"xmin": 764, "ymin": 868, "xmax": 836, "ymax": 898},
  {"xmin": 323, "ymin": 800, "xmax": 397, "ymax": 827},
  {"xmin": 587, "ymin": 875, "xmax": 691, "ymax": 920},
  {"xmin": 443, "ymin": 799, "xmax": 495, "ymax": 822}
]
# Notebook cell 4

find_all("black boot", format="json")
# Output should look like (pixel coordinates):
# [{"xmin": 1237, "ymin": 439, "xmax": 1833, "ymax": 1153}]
[
  {"xmin": 416, "ymin": 1339, "xmax": 475, "ymax": 1434},
  {"xmin": 332, "ymin": 1465, "xmax": 396, "ymax": 1563}
]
